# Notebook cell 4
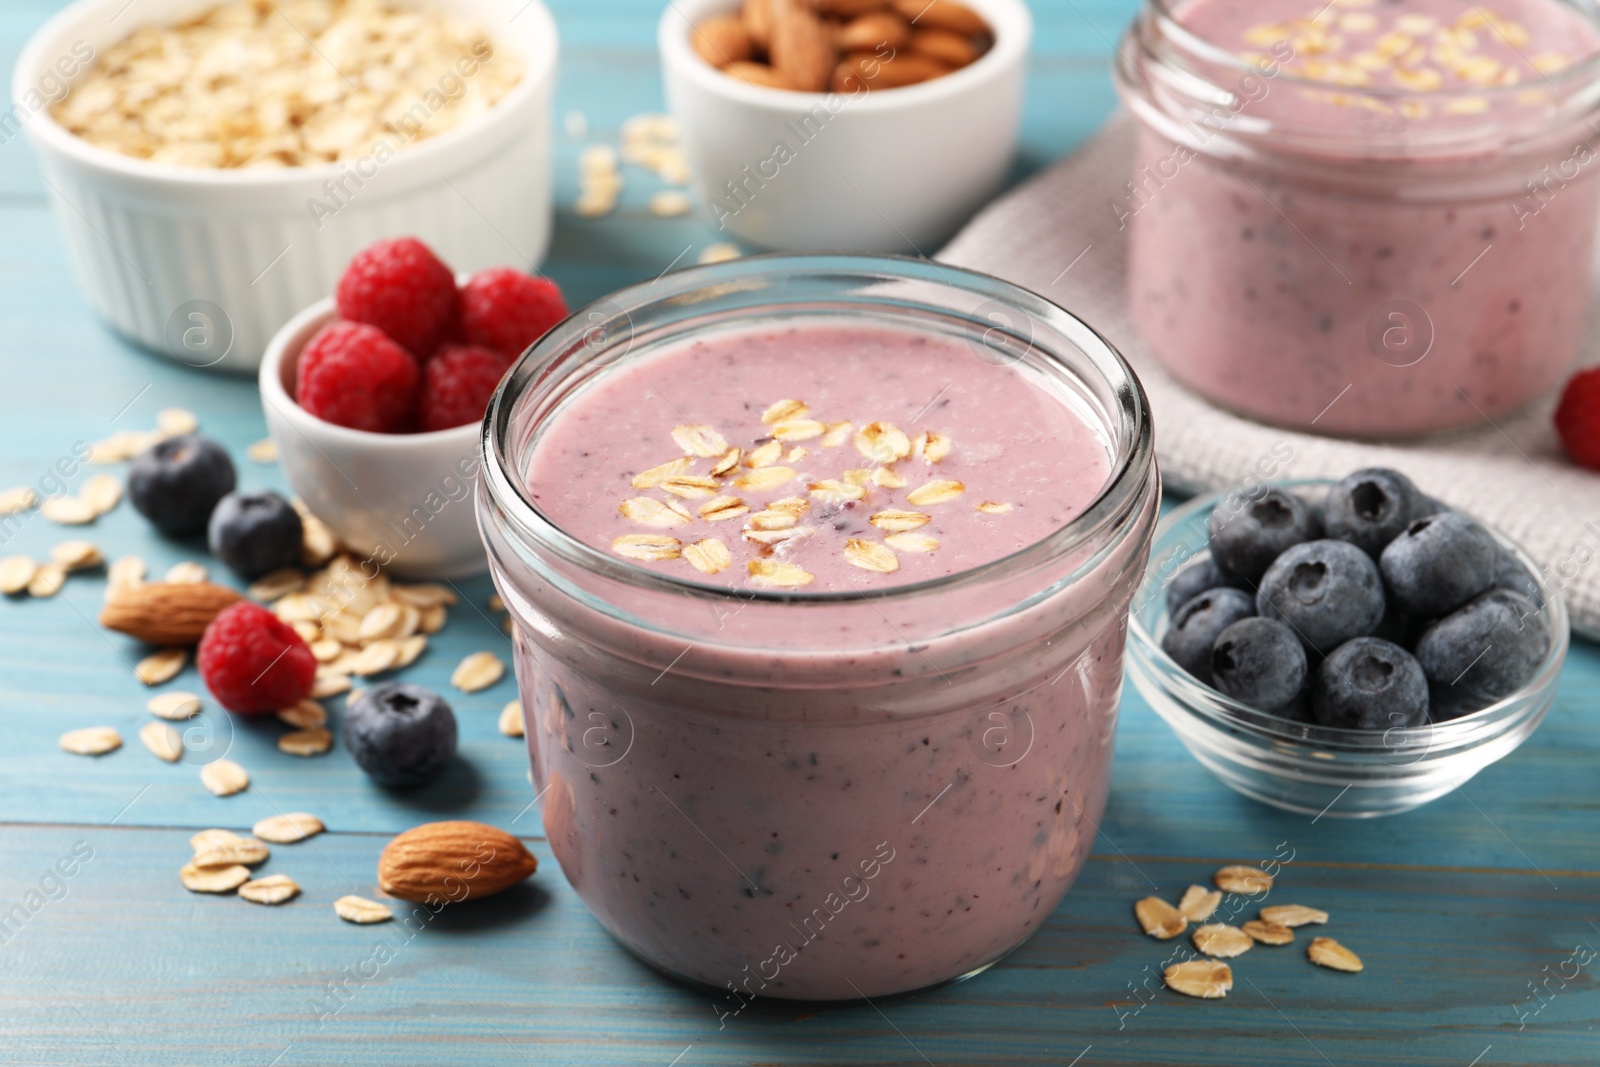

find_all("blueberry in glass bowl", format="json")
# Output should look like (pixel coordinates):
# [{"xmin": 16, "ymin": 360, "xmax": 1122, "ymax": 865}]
[{"xmin": 1127, "ymin": 475, "xmax": 1567, "ymax": 818}]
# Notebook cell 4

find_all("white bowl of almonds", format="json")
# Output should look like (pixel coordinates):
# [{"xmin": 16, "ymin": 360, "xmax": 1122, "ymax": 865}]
[
  {"xmin": 14, "ymin": 0, "xmax": 556, "ymax": 373},
  {"xmin": 659, "ymin": 0, "xmax": 1031, "ymax": 252}
]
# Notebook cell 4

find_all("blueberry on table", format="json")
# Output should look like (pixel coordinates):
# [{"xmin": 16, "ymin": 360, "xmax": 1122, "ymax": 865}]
[
  {"xmin": 1210, "ymin": 617, "xmax": 1307, "ymax": 712},
  {"xmin": 1163, "ymin": 553, "xmax": 1235, "ymax": 615},
  {"xmin": 1380, "ymin": 510, "xmax": 1499, "ymax": 618},
  {"xmin": 1312, "ymin": 637, "xmax": 1430, "ymax": 730},
  {"xmin": 208, "ymin": 491, "xmax": 304, "ymax": 579},
  {"xmin": 126, "ymin": 433, "xmax": 236, "ymax": 537},
  {"xmin": 344, "ymin": 682, "xmax": 459, "ymax": 788},
  {"xmin": 1161, "ymin": 587, "xmax": 1256, "ymax": 685},
  {"xmin": 1256, "ymin": 539, "xmax": 1386, "ymax": 657},
  {"xmin": 1415, "ymin": 590, "xmax": 1549, "ymax": 721},
  {"xmin": 1322, "ymin": 467, "xmax": 1425, "ymax": 558},
  {"xmin": 1207, "ymin": 488, "xmax": 1322, "ymax": 584}
]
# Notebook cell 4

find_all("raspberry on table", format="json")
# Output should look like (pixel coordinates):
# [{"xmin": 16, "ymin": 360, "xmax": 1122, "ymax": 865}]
[
  {"xmin": 1555, "ymin": 366, "xmax": 1600, "ymax": 471},
  {"xmin": 296, "ymin": 321, "xmax": 421, "ymax": 433},
  {"xmin": 198, "ymin": 602, "xmax": 317, "ymax": 715},
  {"xmin": 420, "ymin": 343, "xmax": 514, "ymax": 432},
  {"xmin": 457, "ymin": 267, "xmax": 569, "ymax": 360},
  {"xmin": 335, "ymin": 237, "xmax": 459, "ymax": 358}
]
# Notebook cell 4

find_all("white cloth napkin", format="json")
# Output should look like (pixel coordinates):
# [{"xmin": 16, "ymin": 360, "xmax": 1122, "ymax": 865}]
[{"xmin": 938, "ymin": 113, "xmax": 1600, "ymax": 639}]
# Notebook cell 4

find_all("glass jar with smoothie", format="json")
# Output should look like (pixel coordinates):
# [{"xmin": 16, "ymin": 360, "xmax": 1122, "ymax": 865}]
[
  {"xmin": 1116, "ymin": 0, "xmax": 1600, "ymax": 437},
  {"xmin": 477, "ymin": 256, "xmax": 1158, "ymax": 1002}
]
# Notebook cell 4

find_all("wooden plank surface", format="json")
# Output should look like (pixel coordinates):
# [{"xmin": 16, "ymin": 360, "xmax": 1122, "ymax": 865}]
[{"xmin": 1, "ymin": 1, "xmax": 1598, "ymax": 1064}]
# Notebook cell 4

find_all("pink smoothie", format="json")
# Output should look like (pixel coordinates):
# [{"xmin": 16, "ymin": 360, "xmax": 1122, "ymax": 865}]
[
  {"xmin": 525, "ymin": 323, "xmax": 1112, "ymax": 591},
  {"xmin": 487, "ymin": 317, "xmax": 1158, "ymax": 1001},
  {"xmin": 1122, "ymin": 0, "xmax": 1600, "ymax": 436}
]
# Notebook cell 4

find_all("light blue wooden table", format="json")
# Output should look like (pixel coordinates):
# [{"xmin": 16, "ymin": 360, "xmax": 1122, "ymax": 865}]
[{"xmin": 2, "ymin": 2, "xmax": 1597, "ymax": 1064}]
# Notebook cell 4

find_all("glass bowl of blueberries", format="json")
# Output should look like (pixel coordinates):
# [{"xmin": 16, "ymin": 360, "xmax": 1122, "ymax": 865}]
[{"xmin": 1126, "ymin": 469, "xmax": 1568, "ymax": 818}]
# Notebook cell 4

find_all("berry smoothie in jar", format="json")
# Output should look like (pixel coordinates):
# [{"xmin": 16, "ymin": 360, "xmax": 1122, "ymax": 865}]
[
  {"xmin": 478, "ymin": 256, "xmax": 1158, "ymax": 1002},
  {"xmin": 1116, "ymin": 0, "xmax": 1600, "ymax": 437}
]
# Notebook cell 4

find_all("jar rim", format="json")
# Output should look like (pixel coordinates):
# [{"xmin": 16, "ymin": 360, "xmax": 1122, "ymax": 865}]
[
  {"xmin": 480, "ymin": 253, "xmax": 1156, "ymax": 607},
  {"xmin": 1142, "ymin": 0, "xmax": 1600, "ymax": 103}
]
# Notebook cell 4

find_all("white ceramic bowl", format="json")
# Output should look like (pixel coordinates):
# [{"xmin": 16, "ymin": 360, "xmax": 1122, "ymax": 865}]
[
  {"xmin": 14, "ymin": 0, "xmax": 557, "ymax": 374},
  {"xmin": 259, "ymin": 288, "xmax": 487, "ymax": 579},
  {"xmin": 659, "ymin": 0, "xmax": 1030, "ymax": 253}
]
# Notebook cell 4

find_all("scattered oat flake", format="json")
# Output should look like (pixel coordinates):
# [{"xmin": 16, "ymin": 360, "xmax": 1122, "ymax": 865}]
[
  {"xmin": 1308, "ymin": 936, "xmax": 1364, "ymax": 972},
  {"xmin": 1178, "ymin": 884, "xmax": 1223, "ymax": 922},
  {"xmin": 147, "ymin": 690, "xmax": 202, "ymax": 720},
  {"xmin": 312, "ymin": 671, "xmax": 352, "ymax": 698},
  {"xmin": 661, "ymin": 474, "xmax": 721, "ymax": 499},
  {"xmin": 301, "ymin": 516, "xmax": 338, "ymax": 566},
  {"xmin": 683, "ymin": 538, "xmax": 733, "ymax": 575},
  {"xmin": 1164, "ymin": 959, "xmax": 1233, "ymax": 999},
  {"xmin": 240, "ymin": 874, "xmax": 300, "ymax": 905},
  {"xmin": 278, "ymin": 699, "xmax": 329, "ymax": 731},
  {"xmin": 844, "ymin": 539, "xmax": 898, "ymax": 574},
  {"xmin": 1192, "ymin": 923, "xmax": 1254, "ymax": 959},
  {"xmin": 1213, "ymin": 865, "xmax": 1273, "ymax": 894},
  {"xmin": 619, "ymin": 497, "xmax": 692, "ymax": 527},
  {"xmin": 249, "ymin": 568, "xmax": 304, "ymax": 602},
  {"xmin": 0, "ymin": 487, "xmax": 37, "ymax": 514},
  {"xmin": 253, "ymin": 812, "xmax": 324, "ymax": 843},
  {"xmin": 107, "ymin": 555, "xmax": 145, "ymax": 592},
  {"xmin": 748, "ymin": 559, "xmax": 814, "ymax": 588},
  {"xmin": 709, "ymin": 448, "xmax": 742, "ymax": 477},
  {"xmin": 180, "ymin": 862, "xmax": 250, "ymax": 894},
  {"xmin": 758, "ymin": 399, "xmax": 806, "ymax": 425},
  {"xmin": 771, "ymin": 418, "xmax": 825, "ymax": 442},
  {"xmin": 392, "ymin": 582, "xmax": 457, "ymax": 608},
  {"xmin": 869, "ymin": 510, "xmax": 931, "ymax": 532},
  {"xmin": 613, "ymin": 533, "xmax": 683, "ymax": 561},
  {"xmin": 51, "ymin": 540, "xmax": 103, "ymax": 571},
  {"xmin": 870, "ymin": 466, "xmax": 907, "ymax": 489},
  {"xmin": 60, "ymin": 726, "xmax": 122, "ymax": 756},
  {"xmin": 279, "ymin": 727, "xmax": 333, "ymax": 757},
  {"xmin": 41, "ymin": 495, "xmax": 95, "ymax": 525},
  {"xmin": 698, "ymin": 243, "xmax": 741, "ymax": 264},
  {"xmin": 632, "ymin": 457, "xmax": 691, "ymax": 489},
  {"xmin": 977, "ymin": 501, "xmax": 1014, "ymax": 514},
  {"xmin": 27, "ymin": 563, "xmax": 67, "ymax": 598},
  {"xmin": 745, "ymin": 509, "xmax": 798, "ymax": 532},
  {"xmin": 156, "ymin": 408, "xmax": 198, "ymax": 436},
  {"xmin": 247, "ymin": 438, "xmax": 279, "ymax": 463},
  {"xmin": 906, "ymin": 479, "xmax": 965, "ymax": 506},
  {"xmin": 344, "ymin": 640, "xmax": 399, "ymax": 677},
  {"xmin": 649, "ymin": 190, "xmax": 692, "ymax": 217},
  {"xmin": 809, "ymin": 479, "xmax": 866, "ymax": 503},
  {"xmin": 734, "ymin": 466, "xmax": 796, "ymax": 492},
  {"xmin": 166, "ymin": 560, "xmax": 209, "ymax": 584},
  {"xmin": 0, "ymin": 556, "xmax": 37, "ymax": 595},
  {"xmin": 452, "ymin": 651, "xmax": 506, "ymax": 693},
  {"xmin": 189, "ymin": 828, "xmax": 244, "ymax": 852},
  {"xmin": 139, "ymin": 720, "xmax": 183, "ymax": 762},
  {"xmin": 1242, "ymin": 919, "xmax": 1295, "ymax": 945},
  {"xmin": 1135, "ymin": 896, "xmax": 1187, "ymax": 940},
  {"xmin": 854, "ymin": 421, "xmax": 912, "ymax": 463},
  {"xmin": 913, "ymin": 431, "xmax": 952, "ymax": 463},
  {"xmin": 136, "ymin": 648, "xmax": 187, "ymax": 686},
  {"xmin": 1261, "ymin": 904, "xmax": 1329, "ymax": 927},
  {"xmin": 80, "ymin": 474, "xmax": 123, "ymax": 516},
  {"xmin": 200, "ymin": 758, "xmax": 249, "ymax": 797},
  {"xmin": 821, "ymin": 422, "xmax": 853, "ymax": 448},
  {"xmin": 192, "ymin": 837, "xmax": 268, "ymax": 868},
  {"xmin": 884, "ymin": 533, "xmax": 939, "ymax": 553},
  {"xmin": 699, "ymin": 496, "xmax": 748, "ymax": 522},
  {"xmin": 499, "ymin": 700, "xmax": 526, "ymax": 737},
  {"xmin": 335, "ymin": 895, "xmax": 393, "ymax": 924},
  {"xmin": 395, "ymin": 634, "xmax": 427, "ymax": 668},
  {"xmin": 745, "ymin": 440, "xmax": 784, "ymax": 468},
  {"xmin": 672, "ymin": 424, "xmax": 730, "ymax": 458}
]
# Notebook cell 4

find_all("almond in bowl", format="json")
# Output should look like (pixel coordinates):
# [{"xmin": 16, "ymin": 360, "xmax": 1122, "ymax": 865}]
[{"xmin": 691, "ymin": 0, "xmax": 992, "ymax": 93}]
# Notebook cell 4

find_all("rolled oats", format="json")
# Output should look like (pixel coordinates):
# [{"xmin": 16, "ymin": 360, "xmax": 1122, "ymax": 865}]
[
  {"xmin": 200, "ymin": 758, "xmax": 249, "ymax": 796},
  {"xmin": 452, "ymin": 651, "xmax": 505, "ymax": 693},
  {"xmin": 334, "ymin": 895, "xmax": 393, "ymax": 924},
  {"xmin": 253, "ymin": 812, "xmax": 324, "ymax": 843},
  {"xmin": 135, "ymin": 648, "xmax": 187, "ymax": 685},
  {"xmin": 60, "ymin": 726, "xmax": 122, "ymax": 756},
  {"xmin": 239, "ymin": 874, "xmax": 300, "ymax": 905},
  {"xmin": 148, "ymin": 690, "xmax": 202, "ymax": 720},
  {"xmin": 499, "ymin": 699, "xmax": 526, "ymax": 737},
  {"xmin": 139, "ymin": 720, "xmax": 184, "ymax": 762}
]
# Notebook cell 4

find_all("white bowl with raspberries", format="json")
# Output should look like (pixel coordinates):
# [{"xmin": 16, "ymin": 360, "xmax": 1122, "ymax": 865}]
[{"xmin": 259, "ymin": 237, "xmax": 569, "ymax": 579}]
